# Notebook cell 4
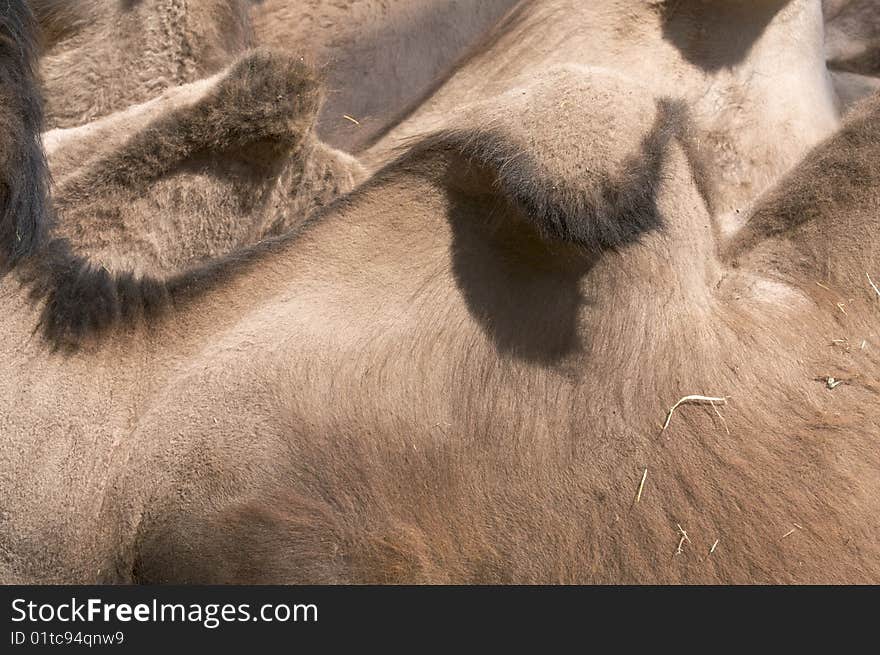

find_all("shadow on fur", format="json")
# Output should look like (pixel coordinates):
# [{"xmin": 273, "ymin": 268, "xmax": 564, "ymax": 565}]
[{"xmin": 656, "ymin": 0, "xmax": 791, "ymax": 72}]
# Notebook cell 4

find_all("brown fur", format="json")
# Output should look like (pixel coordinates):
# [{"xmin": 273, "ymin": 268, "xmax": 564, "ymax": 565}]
[
  {"xmin": 723, "ymin": 91, "xmax": 880, "ymax": 288},
  {"xmin": 411, "ymin": 97, "xmax": 707, "ymax": 253},
  {"xmin": 823, "ymin": 0, "xmax": 880, "ymax": 110},
  {"xmin": 20, "ymin": 67, "xmax": 702, "ymax": 348},
  {"xmin": 20, "ymin": 50, "xmax": 365, "ymax": 347},
  {"xmin": 33, "ymin": 0, "xmax": 253, "ymax": 128},
  {"xmin": 824, "ymin": 0, "xmax": 880, "ymax": 76},
  {"xmin": 364, "ymin": 0, "xmax": 840, "ymax": 222},
  {"xmin": 250, "ymin": 0, "xmax": 522, "ymax": 151},
  {"xmin": 28, "ymin": 0, "xmax": 92, "ymax": 49},
  {"xmin": 32, "ymin": 0, "xmax": 521, "ymax": 142},
  {"xmin": 47, "ymin": 49, "xmax": 364, "ymax": 277},
  {"xmin": 0, "ymin": 0, "xmax": 49, "ymax": 269},
  {"xmin": 1, "ymin": 3, "xmax": 878, "ymax": 584},
  {"xmin": 118, "ymin": 78, "xmax": 879, "ymax": 583}
]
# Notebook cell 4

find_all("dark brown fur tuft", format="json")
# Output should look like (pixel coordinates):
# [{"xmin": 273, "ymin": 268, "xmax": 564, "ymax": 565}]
[
  {"xmin": 20, "ymin": 237, "xmax": 169, "ymax": 349},
  {"xmin": 0, "ymin": 0, "xmax": 50, "ymax": 271},
  {"xmin": 405, "ymin": 98, "xmax": 705, "ymax": 253}
]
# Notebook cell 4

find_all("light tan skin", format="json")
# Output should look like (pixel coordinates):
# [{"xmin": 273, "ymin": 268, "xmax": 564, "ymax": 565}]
[{"xmin": 2, "ymin": 2, "xmax": 878, "ymax": 583}]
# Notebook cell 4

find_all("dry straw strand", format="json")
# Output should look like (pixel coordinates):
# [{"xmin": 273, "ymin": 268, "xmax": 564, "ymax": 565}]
[
  {"xmin": 675, "ymin": 524, "xmax": 691, "ymax": 555},
  {"xmin": 662, "ymin": 395, "xmax": 728, "ymax": 432},
  {"xmin": 868, "ymin": 273, "xmax": 880, "ymax": 300},
  {"xmin": 781, "ymin": 524, "xmax": 803, "ymax": 540},
  {"xmin": 635, "ymin": 468, "xmax": 648, "ymax": 503}
]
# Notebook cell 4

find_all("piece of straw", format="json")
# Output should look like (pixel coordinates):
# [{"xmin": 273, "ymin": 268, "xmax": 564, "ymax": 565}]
[
  {"xmin": 781, "ymin": 524, "xmax": 803, "ymax": 539},
  {"xmin": 868, "ymin": 273, "xmax": 880, "ymax": 300},
  {"xmin": 662, "ymin": 395, "xmax": 728, "ymax": 431},
  {"xmin": 675, "ymin": 524, "xmax": 691, "ymax": 555},
  {"xmin": 710, "ymin": 402, "xmax": 730, "ymax": 435},
  {"xmin": 635, "ymin": 468, "xmax": 648, "ymax": 503},
  {"xmin": 342, "ymin": 114, "xmax": 361, "ymax": 125}
]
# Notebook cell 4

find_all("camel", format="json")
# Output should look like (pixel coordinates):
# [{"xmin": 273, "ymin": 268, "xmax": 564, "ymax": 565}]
[
  {"xmin": 1, "ymin": 1, "xmax": 878, "ymax": 583},
  {"xmin": 40, "ymin": 1, "xmax": 846, "ymax": 270},
  {"xmin": 363, "ymin": 0, "xmax": 842, "ymax": 228},
  {"xmin": 30, "ymin": 0, "xmax": 522, "ymax": 147}
]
